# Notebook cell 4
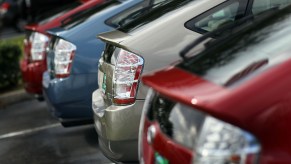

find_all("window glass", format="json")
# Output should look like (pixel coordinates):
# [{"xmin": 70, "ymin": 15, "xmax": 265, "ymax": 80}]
[
  {"xmin": 61, "ymin": 1, "xmax": 118, "ymax": 29},
  {"xmin": 107, "ymin": 2, "xmax": 147, "ymax": 28},
  {"xmin": 179, "ymin": 7, "xmax": 291, "ymax": 87},
  {"xmin": 152, "ymin": 0, "xmax": 167, "ymax": 5},
  {"xmin": 194, "ymin": 2, "xmax": 239, "ymax": 32},
  {"xmin": 107, "ymin": 0, "xmax": 174, "ymax": 28},
  {"xmin": 252, "ymin": 0, "xmax": 291, "ymax": 15},
  {"xmin": 118, "ymin": 0, "xmax": 194, "ymax": 33}
]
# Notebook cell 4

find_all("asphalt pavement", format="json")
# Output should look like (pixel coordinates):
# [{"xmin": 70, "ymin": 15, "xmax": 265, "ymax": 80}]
[
  {"xmin": 0, "ymin": 99, "xmax": 112, "ymax": 164},
  {"xmin": 0, "ymin": 27, "xmax": 22, "ymax": 39}
]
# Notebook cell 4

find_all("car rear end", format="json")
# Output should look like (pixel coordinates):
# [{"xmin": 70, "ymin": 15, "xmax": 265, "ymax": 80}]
[
  {"xmin": 93, "ymin": 44, "xmax": 145, "ymax": 161},
  {"xmin": 20, "ymin": 26, "xmax": 50, "ymax": 98},
  {"xmin": 140, "ymin": 5, "xmax": 291, "ymax": 164},
  {"xmin": 20, "ymin": 0, "xmax": 106, "ymax": 98},
  {"xmin": 139, "ymin": 88, "xmax": 261, "ymax": 164},
  {"xmin": 42, "ymin": 36, "xmax": 96, "ymax": 125},
  {"xmin": 42, "ymin": 0, "xmax": 144, "ymax": 127},
  {"xmin": 92, "ymin": 0, "xmax": 235, "ymax": 162}
]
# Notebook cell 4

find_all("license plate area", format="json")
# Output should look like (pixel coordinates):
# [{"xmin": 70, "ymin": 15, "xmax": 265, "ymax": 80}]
[
  {"xmin": 155, "ymin": 152, "xmax": 169, "ymax": 164},
  {"xmin": 101, "ymin": 73, "xmax": 106, "ymax": 94}
]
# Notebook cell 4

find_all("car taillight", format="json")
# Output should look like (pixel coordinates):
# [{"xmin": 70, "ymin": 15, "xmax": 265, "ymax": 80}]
[
  {"xmin": 194, "ymin": 116, "xmax": 261, "ymax": 164},
  {"xmin": 54, "ymin": 39, "xmax": 76, "ymax": 78},
  {"xmin": 0, "ymin": 2, "xmax": 10, "ymax": 10},
  {"xmin": 113, "ymin": 49, "xmax": 144, "ymax": 105},
  {"xmin": 30, "ymin": 32, "xmax": 49, "ymax": 61}
]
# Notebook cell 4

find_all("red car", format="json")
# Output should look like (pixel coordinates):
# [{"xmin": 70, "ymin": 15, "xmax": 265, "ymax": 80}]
[
  {"xmin": 20, "ymin": 0, "xmax": 105, "ymax": 99},
  {"xmin": 140, "ymin": 5, "xmax": 291, "ymax": 164}
]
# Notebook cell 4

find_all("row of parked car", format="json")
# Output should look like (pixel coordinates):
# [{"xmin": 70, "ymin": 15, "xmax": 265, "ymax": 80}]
[{"xmin": 19, "ymin": 0, "xmax": 291, "ymax": 163}]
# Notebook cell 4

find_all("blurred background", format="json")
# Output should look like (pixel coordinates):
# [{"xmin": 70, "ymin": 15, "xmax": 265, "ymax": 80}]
[{"xmin": 0, "ymin": 0, "xmax": 78, "ymax": 94}]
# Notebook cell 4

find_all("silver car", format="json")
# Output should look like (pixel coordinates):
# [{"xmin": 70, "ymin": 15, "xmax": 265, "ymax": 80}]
[{"xmin": 92, "ymin": 0, "xmax": 291, "ymax": 162}]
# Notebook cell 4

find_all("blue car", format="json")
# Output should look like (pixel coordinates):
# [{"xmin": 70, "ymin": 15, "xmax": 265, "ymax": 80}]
[{"xmin": 42, "ymin": 0, "xmax": 151, "ymax": 127}]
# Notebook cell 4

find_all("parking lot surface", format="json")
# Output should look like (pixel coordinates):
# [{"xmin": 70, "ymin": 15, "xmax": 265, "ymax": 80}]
[{"xmin": 0, "ymin": 99, "xmax": 111, "ymax": 164}]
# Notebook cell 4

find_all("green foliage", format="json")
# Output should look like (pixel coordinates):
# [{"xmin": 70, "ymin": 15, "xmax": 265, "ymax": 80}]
[{"xmin": 0, "ymin": 36, "xmax": 24, "ymax": 89}]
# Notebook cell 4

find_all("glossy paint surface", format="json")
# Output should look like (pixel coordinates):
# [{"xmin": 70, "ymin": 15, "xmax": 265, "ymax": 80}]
[
  {"xmin": 95, "ymin": 1, "xmax": 230, "ymax": 162},
  {"xmin": 20, "ymin": 0, "xmax": 105, "ymax": 95},
  {"xmin": 43, "ymin": 0, "xmax": 143, "ymax": 124},
  {"xmin": 142, "ymin": 7, "xmax": 291, "ymax": 163}
]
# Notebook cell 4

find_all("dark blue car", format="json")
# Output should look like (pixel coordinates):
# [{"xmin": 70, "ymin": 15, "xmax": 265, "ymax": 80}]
[{"xmin": 42, "ymin": 0, "xmax": 153, "ymax": 127}]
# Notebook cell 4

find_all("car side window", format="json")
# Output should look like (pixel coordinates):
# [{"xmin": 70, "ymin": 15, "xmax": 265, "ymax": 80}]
[
  {"xmin": 185, "ymin": 0, "xmax": 244, "ymax": 34},
  {"xmin": 252, "ymin": 0, "xmax": 291, "ymax": 15},
  {"xmin": 195, "ymin": 2, "xmax": 239, "ymax": 32}
]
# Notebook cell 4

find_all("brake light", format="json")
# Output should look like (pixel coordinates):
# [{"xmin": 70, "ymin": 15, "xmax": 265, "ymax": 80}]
[
  {"xmin": 54, "ymin": 39, "xmax": 76, "ymax": 78},
  {"xmin": 1, "ymin": 2, "xmax": 10, "ymax": 10},
  {"xmin": 113, "ymin": 49, "xmax": 144, "ymax": 105},
  {"xmin": 30, "ymin": 32, "xmax": 49, "ymax": 61},
  {"xmin": 0, "ymin": 2, "xmax": 9, "ymax": 15},
  {"xmin": 194, "ymin": 116, "xmax": 261, "ymax": 164}
]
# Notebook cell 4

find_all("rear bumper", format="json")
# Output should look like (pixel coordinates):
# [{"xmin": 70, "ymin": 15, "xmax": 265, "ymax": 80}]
[
  {"xmin": 98, "ymin": 136, "xmax": 138, "ymax": 162},
  {"xmin": 92, "ymin": 89, "xmax": 144, "ymax": 161},
  {"xmin": 42, "ymin": 71, "xmax": 97, "ymax": 124},
  {"xmin": 20, "ymin": 59, "xmax": 45, "ymax": 95}
]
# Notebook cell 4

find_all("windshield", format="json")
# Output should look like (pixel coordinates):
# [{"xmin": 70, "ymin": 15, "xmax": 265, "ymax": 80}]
[
  {"xmin": 179, "ymin": 6, "xmax": 291, "ymax": 87},
  {"xmin": 118, "ymin": 0, "xmax": 195, "ymax": 33}
]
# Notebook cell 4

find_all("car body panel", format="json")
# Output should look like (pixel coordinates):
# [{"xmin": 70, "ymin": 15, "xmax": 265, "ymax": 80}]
[
  {"xmin": 95, "ymin": 0, "xmax": 291, "ymax": 162},
  {"xmin": 141, "ymin": 5, "xmax": 291, "ymax": 163},
  {"xmin": 20, "ymin": 0, "xmax": 105, "ymax": 96},
  {"xmin": 94, "ymin": 0, "xmax": 247, "ymax": 161},
  {"xmin": 20, "ymin": 59, "xmax": 46, "ymax": 94},
  {"xmin": 43, "ymin": 0, "xmax": 144, "ymax": 126}
]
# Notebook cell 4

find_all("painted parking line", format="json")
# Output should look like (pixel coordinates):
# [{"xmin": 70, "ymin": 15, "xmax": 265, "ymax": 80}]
[{"xmin": 0, "ymin": 123, "xmax": 61, "ymax": 140}]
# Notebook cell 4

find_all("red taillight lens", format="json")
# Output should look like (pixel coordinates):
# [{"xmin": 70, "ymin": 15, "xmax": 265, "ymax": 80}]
[
  {"xmin": 113, "ymin": 49, "xmax": 144, "ymax": 105},
  {"xmin": 1, "ymin": 2, "xmax": 10, "ymax": 10},
  {"xmin": 30, "ymin": 32, "xmax": 49, "ymax": 61},
  {"xmin": 54, "ymin": 39, "xmax": 76, "ymax": 78}
]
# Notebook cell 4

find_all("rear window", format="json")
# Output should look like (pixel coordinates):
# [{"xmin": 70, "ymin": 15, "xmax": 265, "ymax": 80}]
[
  {"xmin": 60, "ymin": 1, "xmax": 119, "ymax": 29},
  {"xmin": 106, "ymin": 0, "xmax": 171, "ymax": 28},
  {"xmin": 186, "ymin": 0, "xmax": 291, "ymax": 34},
  {"xmin": 179, "ymin": 7, "xmax": 291, "ymax": 87},
  {"xmin": 252, "ymin": 0, "xmax": 291, "ymax": 15},
  {"xmin": 118, "ymin": 0, "xmax": 195, "ymax": 33}
]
